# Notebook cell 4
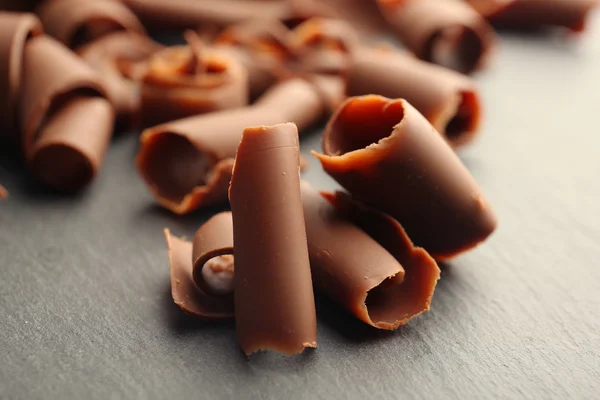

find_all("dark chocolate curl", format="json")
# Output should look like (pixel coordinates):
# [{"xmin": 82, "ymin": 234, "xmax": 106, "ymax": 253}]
[
  {"xmin": 313, "ymin": 95, "xmax": 497, "ymax": 260},
  {"xmin": 36, "ymin": 0, "xmax": 145, "ymax": 48},
  {"xmin": 140, "ymin": 39, "xmax": 249, "ymax": 127},
  {"xmin": 229, "ymin": 123, "xmax": 316, "ymax": 356},
  {"xmin": 0, "ymin": 12, "xmax": 42, "ymax": 137},
  {"xmin": 165, "ymin": 224, "xmax": 234, "ymax": 320},
  {"xmin": 136, "ymin": 78, "xmax": 329, "ymax": 214},
  {"xmin": 19, "ymin": 35, "xmax": 114, "ymax": 191},
  {"xmin": 476, "ymin": 0, "xmax": 598, "ymax": 32},
  {"xmin": 377, "ymin": 0, "xmax": 495, "ymax": 73},
  {"xmin": 302, "ymin": 182, "xmax": 439, "ymax": 329},
  {"xmin": 347, "ymin": 49, "xmax": 481, "ymax": 147},
  {"xmin": 77, "ymin": 31, "xmax": 163, "ymax": 129}
]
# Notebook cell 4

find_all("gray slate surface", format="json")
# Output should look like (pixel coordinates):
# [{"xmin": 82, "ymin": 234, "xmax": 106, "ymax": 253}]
[{"xmin": 2, "ymin": 14, "xmax": 600, "ymax": 400}]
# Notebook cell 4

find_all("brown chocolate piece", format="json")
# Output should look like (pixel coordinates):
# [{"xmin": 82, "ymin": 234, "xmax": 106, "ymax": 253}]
[
  {"xmin": 19, "ymin": 35, "xmax": 114, "ymax": 191},
  {"xmin": 0, "ymin": 12, "xmax": 42, "ymax": 138},
  {"xmin": 346, "ymin": 48, "xmax": 481, "ymax": 147},
  {"xmin": 318, "ymin": 0, "xmax": 389, "ymax": 34},
  {"xmin": 137, "ymin": 77, "xmax": 330, "ymax": 214},
  {"xmin": 140, "ymin": 33, "xmax": 249, "ymax": 127},
  {"xmin": 229, "ymin": 123, "xmax": 316, "ymax": 355},
  {"xmin": 313, "ymin": 95, "xmax": 497, "ymax": 260},
  {"xmin": 165, "ymin": 215, "xmax": 235, "ymax": 319},
  {"xmin": 36, "ymin": 0, "xmax": 145, "ymax": 49},
  {"xmin": 78, "ymin": 31, "xmax": 163, "ymax": 129},
  {"xmin": 474, "ymin": 0, "xmax": 598, "ymax": 32},
  {"xmin": 302, "ymin": 182, "xmax": 439, "ymax": 329},
  {"xmin": 120, "ymin": 0, "xmax": 333, "ymax": 30},
  {"xmin": 377, "ymin": 0, "xmax": 496, "ymax": 73}
]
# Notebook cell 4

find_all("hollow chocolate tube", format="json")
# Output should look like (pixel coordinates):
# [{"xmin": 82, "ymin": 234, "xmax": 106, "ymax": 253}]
[
  {"xmin": 229, "ymin": 123, "xmax": 316, "ymax": 355},
  {"xmin": 139, "ymin": 33, "xmax": 249, "ymax": 127},
  {"xmin": 120, "ymin": 0, "xmax": 333, "ymax": 30},
  {"xmin": 313, "ymin": 95, "xmax": 497, "ymax": 260},
  {"xmin": 165, "ymin": 212, "xmax": 235, "ymax": 319},
  {"xmin": 346, "ymin": 48, "xmax": 481, "ymax": 147},
  {"xmin": 137, "ymin": 77, "xmax": 330, "ymax": 214},
  {"xmin": 470, "ymin": 0, "xmax": 598, "ymax": 32},
  {"xmin": 376, "ymin": 0, "xmax": 496, "ymax": 73},
  {"xmin": 77, "ymin": 31, "xmax": 163, "ymax": 129},
  {"xmin": 0, "ymin": 12, "xmax": 42, "ymax": 138},
  {"xmin": 19, "ymin": 36, "xmax": 114, "ymax": 192},
  {"xmin": 35, "ymin": 0, "xmax": 145, "ymax": 49}
]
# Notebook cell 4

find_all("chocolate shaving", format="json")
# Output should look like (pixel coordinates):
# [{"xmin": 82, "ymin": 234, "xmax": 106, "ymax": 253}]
[
  {"xmin": 313, "ymin": 95, "xmax": 497, "ymax": 260},
  {"xmin": 346, "ymin": 48, "xmax": 481, "ymax": 147},
  {"xmin": 35, "ymin": 0, "xmax": 145, "ymax": 49},
  {"xmin": 229, "ymin": 123, "xmax": 316, "ymax": 355}
]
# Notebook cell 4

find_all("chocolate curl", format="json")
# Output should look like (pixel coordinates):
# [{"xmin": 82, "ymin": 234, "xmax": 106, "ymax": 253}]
[
  {"xmin": 19, "ymin": 36, "xmax": 114, "ymax": 191},
  {"xmin": 77, "ymin": 31, "xmax": 163, "ymax": 129},
  {"xmin": 472, "ymin": 0, "xmax": 598, "ymax": 32},
  {"xmin": 120, "ymin": 0, "xmax": 332, "ymax": 30},
  {"xmin": 377, "ymin": 0, "xmax": 496, "ymax": 73},
  {"xmin": 35, "ymin": 0, "xmax": 145, "ymax": 49},
  {"xmin": 136, "ymin": 77, "xmax": 330, "ymax": 214},
  {"xmin": 229, "ymin": 123, "xmax": 316, "ymax": 356},
  {"xmin": 0, "ymin": 12, "xmax": 42, "ymax": 138},
  {"xmin": 165, "ymin": 213, "xmax": 235, "ymax": 319},
  {"xmin": 139, "ymin": 32, "xmax": 249, "ymax": 127},
  {"xmin": 346, "ymin": 48, "xmax": 481, "ymax": 147},
  {"xmin": 312, "ymin": 95, "xmax": 497, "ymax": 260},
  {"xmin": 302, "ymin": 182, "xmax": 439, "ymax": 329}
]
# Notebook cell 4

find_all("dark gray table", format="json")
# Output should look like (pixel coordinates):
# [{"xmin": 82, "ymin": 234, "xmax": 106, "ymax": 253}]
[{"xmin": 2, "ymin": 14, "xmax": 600, "ymax": 400}]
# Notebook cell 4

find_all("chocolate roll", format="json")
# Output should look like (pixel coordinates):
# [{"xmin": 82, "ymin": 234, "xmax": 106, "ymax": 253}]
[
  {"xmin": 0, "ymin": 12, "xmax": 42, "ymax": 138},
  {"xmin": 36, "ymin": 0, "xmax": 145, "ymax": 49},
  {"xmin": 346, "ymin": 48, "xmax": 481, "ymax": 147},
  {"xmin": 19, "ymin": 35, "xmax": 114, "ymax": 192},
  {"xmin": 302, "ymin": 182, "xmax": 439, "ymax": 329},
  {"xmin": 229, "ymin": 123, "xmax": 316, "ymax": 355},
  {"xmin": 137, "ymin": 77, "xmax": 330, "ymax": 214},
  {"xmin": 376, "ymin": 0, "xmax": 495, "ymax": 73},
  {"xmin": 313, "ymin": 95, "xmax": 497, "ymax": 260},
  {"xmin": 120, "ymin": 0, "xmax": 333, "ymax": 30},
  {"xmin": 78, "ymin": 31, "xmax": 163, "ymax": 129},
  {"xmin": 472, "ymin": 0, "xmax": 598, "ymax": 32},
  {"xmin": 165, "ymin": 212, "xmax": 235, "ymax": 319},
  {"xmin": 139, "ymin": 32, "xmax": 249, "ymax": 127}
]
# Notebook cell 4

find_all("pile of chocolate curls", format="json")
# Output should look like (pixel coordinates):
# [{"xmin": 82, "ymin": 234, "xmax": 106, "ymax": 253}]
[{"xmin": 0, "ymin": 0, "xmax": 596, "ymax": 355}]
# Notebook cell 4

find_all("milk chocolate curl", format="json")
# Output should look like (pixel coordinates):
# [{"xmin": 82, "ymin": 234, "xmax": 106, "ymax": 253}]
[
  {"xmin": 165, "ymin": 218, "xmax": 235, "ymax": 320},
  {"xmin": 20, "ymin": 36, "xmax": 113, "ymax": 191},
  {"xmin": 313, "ymin": 95, "xmax": 497, "ymax": 260},
  {"xmin": 120, "ymin": 0, "xmax": 332, "ymax": 30},
  {"xmin": 377, "ymin": 0, "xmax": 495, "ymax": 73},
  {"xmin": 347, "ymin": 49, "xmax": 481, "ymax": 147},
  {"xmin": 36, "ymin": 0, "xmax": 145, "ymax": 49},
  {"xmin": 301, "ymin": 182, "xmax": 439, "ymax": 329},
  {"xmin": 140, "ymin": 33, "xmax": 249, "ymax": 127},
  {"xmin": 137, "ymin": 78, "xmax": 328, "ymax": 214},
  {"xmin": 475, "ymin": 0, "xmax": 598, "ymax": 32},
  {"xmin": 228, "ymin": 123, "xmax": 316, "ymax": 355},
  {"xmin": 0, "ymin": 12, "xmax": 42, "ymax": 137},
  {"xmin": 78, "ymin": 31, "xmax": 163, "ymax": 129}
]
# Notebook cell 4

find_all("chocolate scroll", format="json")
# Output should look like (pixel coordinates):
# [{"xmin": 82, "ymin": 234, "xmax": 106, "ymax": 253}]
[
  {"xmin": 229, "ymin": 123, "xmax": 316, "ymax": 355},
  {"xmin": 376, "ymin": 0, "xmax": 495, "ymax": 73},
  {"xmin": 137, "ymin": 78, "xmax": 330, "ymax": 214},
  {"xmin": 140, "ymin": 33, "xmax": 249, "ymax": 127},
  {"xmin": 0, "ymin": 12, "xmax": 42, "ymax": 137},
  {"xmin": 313, "ymin": 95, "xmax": 497, "ymax": 260},
  {"xmin": 78, "ymin": 31, "xmax": 163, "ymax": 129},
  {"xmin": 36, "ymin": 0, "xmax": 145, "ymax": 48},
  {"xmin": 19, "ymin": 36, "xmax": 114, "ymax": 191},
  {"xmin": 346, "ymin": 49, "xmax": 481, "ymax": 147}
]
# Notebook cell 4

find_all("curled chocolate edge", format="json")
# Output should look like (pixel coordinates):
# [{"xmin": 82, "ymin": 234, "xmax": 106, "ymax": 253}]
[{"xmin": 312, "ymin": 95, "xmax": 497, "ymax": 260}]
